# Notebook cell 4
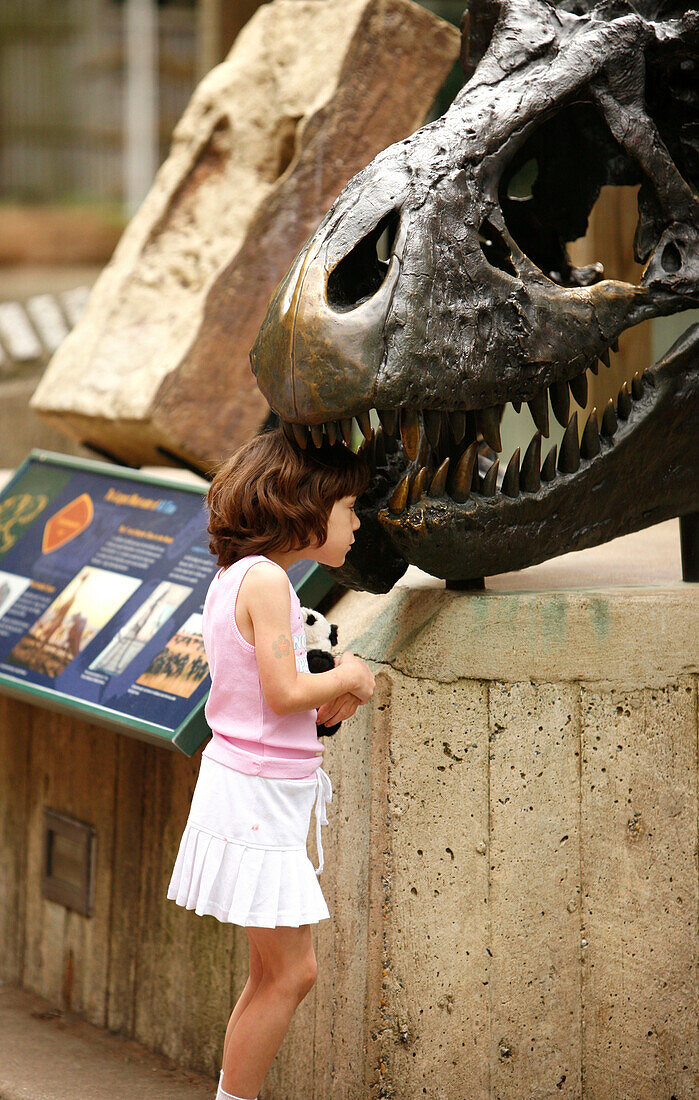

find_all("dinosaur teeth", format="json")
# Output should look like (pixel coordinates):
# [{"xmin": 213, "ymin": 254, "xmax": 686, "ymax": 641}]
[
  {"xmin": 326, "ymin": 420, "xmax": 338, "ymax": 445},
  {"xmin": 377, "ymin": 408, "xmax": 398, "ymax": 437},
  {"xmin": 292, "ymin": 422, "xmax": 308, "ymax": 449},
  {"xmin": 476, "ymin": 406, "xmax": 502, "ymax": 452},
  {"xmin": 501, "ymin": 447, "xmax": 520, "ymax": 497},
  {"xmin": 569, "ymin": 371, "xmax": 588, "ymax": 408},
  {"xmin": 340, "ymin": 417, "xmax": 353, "ymax": 446},
  {"xmin": 528, "ymin": 389, "xmax": 550, "ymax": 437},
  {"xmin": 416, "ymin": 431, "xmax": 429, "ymax": 469},
  {"xmin": 601, "ymin": 397, "xmax": 617, "ymax": 438},
  {"xmin": 481, "ymin": 458, "xmax": 499, "ymax": 496},
  {"xmin": 557, "ymin": 411, "xmax": 580, "ymax": 474},
  {"xmin": 541, "ymin": 443, "xmax": 558, "ymax": 482},
  {"xmin": 631, "ymin": 371, "xmax": 644, "ymax": 401},
  {"xmin": 549, "ymin": 380, "xmax": 570, "ymax": 428},
  {"xmin": 580, "ymin": 408, "xmax": 601, "ymax": 459},
  {"xmin": 374, "ymin": 426, "xmax": 387, "ymax": 468},
  {"xmin": 423, "ymin": 409, "xmax": 442, "ymax": 450},
  {"xmin": 520, "ymin": 431, "xmax": 542, "ymax": 492},
  {"xmin": 617, "ymin": 380, "xmax": 632, "ymax": 420},
  {"xmin": 470, "ymin": 451, "xmax": 482, "ymax": 493},
  {"xmin": 409, "ymin": 466, "xmax": 428, "ymax": 504},
  {"xmin": 428, "ymin": 456, "xmax": 450, "ymax": 497},
  {"xmin": 399, "ymin": 406, "xmax": 420, "ymax": 461},
  {"xmin": 447, "ymin": 440, "xmax": 478, "ymax": 503},
  {"xmin": 355, "ymin": 411, "xmax": 373, "ymax": 442},
  {"xmin": 287, "ymin": 349, "xmax": 651, "ymax": 509},
  {"xmin": 388, "ymin": 471, "xmax": 411, "ymax": 514}
]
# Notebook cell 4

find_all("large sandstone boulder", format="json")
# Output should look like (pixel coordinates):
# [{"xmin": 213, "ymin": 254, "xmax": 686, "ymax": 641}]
[{"xmin": 32, "ymin": 0, "xmax": 459, "ymax": 470}]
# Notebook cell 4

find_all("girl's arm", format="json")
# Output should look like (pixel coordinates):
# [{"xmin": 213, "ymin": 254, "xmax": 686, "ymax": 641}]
[{"xmin": 244, "ymin": 563, "xmax": 373, "ymax": 717}]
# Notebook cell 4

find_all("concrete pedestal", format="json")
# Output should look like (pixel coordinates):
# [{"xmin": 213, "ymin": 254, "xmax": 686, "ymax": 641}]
[
  {"xmin": 0, "ymin": 518, "xmax": 695, "ymax": 1097},
  {"xmin": 268, "ymin": 519, "xmax": 697, "ymax": 1100}
]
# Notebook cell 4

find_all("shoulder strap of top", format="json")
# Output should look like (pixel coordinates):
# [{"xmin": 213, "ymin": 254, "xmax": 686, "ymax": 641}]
[
  {"xmin": 224, "ymin": 558, "xmax": 303, "ymax": 637},
  {"xmin": 254, "ymin": 554, "xmax": 295, "ymax": 591},
  {"xmin": 226, "ymin": 554, "xmax": 295, "ymax": 596}
]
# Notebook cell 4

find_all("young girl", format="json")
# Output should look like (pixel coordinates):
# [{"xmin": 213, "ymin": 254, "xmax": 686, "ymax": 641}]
[{"xmin": 167, "ymin": 425, "xmax": 375, "ymax": 1100}]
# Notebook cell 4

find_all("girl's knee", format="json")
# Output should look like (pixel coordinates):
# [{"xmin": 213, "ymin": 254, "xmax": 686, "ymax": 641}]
[
  {"xmin": 248, "ymin": 926, "xmax": 317, "ymax": 1000},
  {"xmin": 295, "ymin": 953, "xmax": 317, "ymax": 999},
  {"xmin": 272, "ymin": 951, "xmax": 317, "ymax": 1002}
]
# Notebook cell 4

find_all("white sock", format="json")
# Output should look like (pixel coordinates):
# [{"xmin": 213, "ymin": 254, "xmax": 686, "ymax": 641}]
[{"xmin": 216, "ymin": 1070, "xmax": 257, "ymax": 1100}]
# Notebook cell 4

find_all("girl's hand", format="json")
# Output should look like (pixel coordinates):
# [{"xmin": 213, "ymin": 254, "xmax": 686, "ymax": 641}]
[
  {"xmin": 316, "ymin": 692, "xmax": 361, "ymax": 726},
  {"xmin": 335, "ymin": 650, "xmax": 375, "ymax": 702}
]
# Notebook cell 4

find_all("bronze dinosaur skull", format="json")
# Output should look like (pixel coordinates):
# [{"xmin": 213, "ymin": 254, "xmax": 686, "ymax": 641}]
[{"xmin": 251, "ymin": 0, "xmax": 698, "ymax": 591}]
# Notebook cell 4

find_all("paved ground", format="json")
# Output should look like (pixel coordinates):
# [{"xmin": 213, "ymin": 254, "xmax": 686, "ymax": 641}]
[{"xmin": 0, "ymin": 983, "xmax": 215, "ymax": 1100}]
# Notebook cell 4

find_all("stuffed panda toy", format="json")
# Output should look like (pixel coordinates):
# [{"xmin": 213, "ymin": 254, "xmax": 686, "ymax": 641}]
[{"xmin": 301, "ymin": 606, "xmax": 341, "ymax": 737}]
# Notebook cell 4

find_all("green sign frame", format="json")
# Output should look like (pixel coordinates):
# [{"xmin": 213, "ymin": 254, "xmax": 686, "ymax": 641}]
[{"xmin": 0, "ymin": 449, "xmax": 336, "ymax": 755}]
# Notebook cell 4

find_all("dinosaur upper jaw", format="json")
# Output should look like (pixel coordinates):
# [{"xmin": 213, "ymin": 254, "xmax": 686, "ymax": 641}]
[{"xmin": 313, "ymin": 324, "xmax": 698, "ymax": 590}]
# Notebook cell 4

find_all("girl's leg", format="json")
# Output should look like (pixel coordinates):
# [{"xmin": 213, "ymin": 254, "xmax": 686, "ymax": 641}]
[
  {"xmin": 221, "ymin": 924, "xmax": 317, "ymax": 1099},
  {"xmin": 222, "ymin": 930, "xmax": 264, "ymax": 1070}
]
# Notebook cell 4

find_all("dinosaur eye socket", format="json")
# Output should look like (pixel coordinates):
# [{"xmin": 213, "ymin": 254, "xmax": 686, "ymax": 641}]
[{"xmin": 327, "ymin": 209, "xmax": 400, "ymax": 312}]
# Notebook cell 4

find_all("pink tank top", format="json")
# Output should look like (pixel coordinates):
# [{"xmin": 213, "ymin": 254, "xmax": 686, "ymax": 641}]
[{"xmin": 201, "ymin": 554, "xmax": 324, "ymax": 779}]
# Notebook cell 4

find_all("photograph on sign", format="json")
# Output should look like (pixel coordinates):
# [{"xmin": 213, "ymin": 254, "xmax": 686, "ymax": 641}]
[
  {"xmin": 90, "ymin": 580, "xmax": 191, "ymax": 677},
  {"xmin": 136, "ymin": 611, "xmax": 208, "ymax": 699},
  {"xmin": 0, "ymin": 571, "xmax": 32, "ymax": 617},
  {"xmin": 8, "ymin": 566, "xmax": 142, "ymax": 678}
]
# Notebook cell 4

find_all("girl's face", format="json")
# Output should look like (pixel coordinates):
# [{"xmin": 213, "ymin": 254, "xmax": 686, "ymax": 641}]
[{"xmin": 308, "ymin": 495, "xmax": 361, "ymax": 568}]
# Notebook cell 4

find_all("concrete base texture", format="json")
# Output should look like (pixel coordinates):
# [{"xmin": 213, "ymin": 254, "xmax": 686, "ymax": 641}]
[
  {"xmin": 264, "ymin": 519, "xmax": 697, "ymax": 1099},
  {"xmin": 0, "ymin": 518, "xmax": 696, "ymax": 1098}
]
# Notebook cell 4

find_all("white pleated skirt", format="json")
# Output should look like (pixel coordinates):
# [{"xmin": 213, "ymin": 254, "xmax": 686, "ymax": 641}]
[{"xmin": 167, "ymin": 755, "xmax": 332, "ymax": 928}]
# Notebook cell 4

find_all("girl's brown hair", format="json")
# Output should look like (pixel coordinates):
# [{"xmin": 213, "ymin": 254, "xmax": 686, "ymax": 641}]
[{"xmin": 207, "ymin": 426, "xmax": 371, "ymax": 567}]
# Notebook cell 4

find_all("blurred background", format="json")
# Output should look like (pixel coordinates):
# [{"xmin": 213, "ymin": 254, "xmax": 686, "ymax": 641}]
[{"xmin": 0, "ymin": 0, "xmax": 695, "ymax": 473}]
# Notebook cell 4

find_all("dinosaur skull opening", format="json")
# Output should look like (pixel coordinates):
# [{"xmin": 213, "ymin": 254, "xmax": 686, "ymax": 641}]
[
  {"xmin": 479, "ymin": 216, "xmax": 517, "ymax": 276},
  {"xmin": 662, "ymin": 241, "xmax": 682, "ymax": 273},
  {"xmin": 327, "ymin": 208, "xmax": 401, "ymax": 311},
  {"xmin": 643, "ymin": 36, "xmax": 698, "ymax": 195},
  {"xmin": 499, "ymin": 99, "xmax": 649, "ymax": 287}
]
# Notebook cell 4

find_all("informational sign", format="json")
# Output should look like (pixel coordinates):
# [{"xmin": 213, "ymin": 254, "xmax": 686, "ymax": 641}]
[{"xmin": 0, "ymin": 450, "xmax": 334, "ymax": 754}]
